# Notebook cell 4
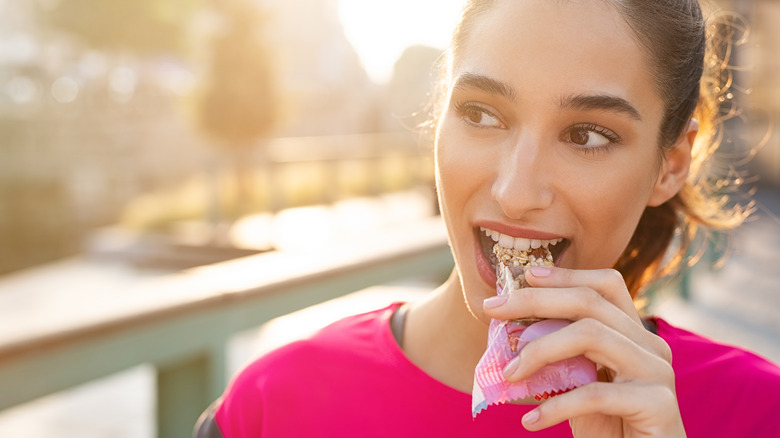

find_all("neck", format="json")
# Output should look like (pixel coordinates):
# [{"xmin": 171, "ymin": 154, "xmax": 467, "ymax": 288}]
[{"xmin": 402, "ymin": 270, "xmax": 489, "ymax": 393}]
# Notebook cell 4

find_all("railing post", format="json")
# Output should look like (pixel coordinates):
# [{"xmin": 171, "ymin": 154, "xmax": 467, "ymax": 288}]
[{"xmin": 156, "ymin": 345, "xmax": 226, "ymax": 438}]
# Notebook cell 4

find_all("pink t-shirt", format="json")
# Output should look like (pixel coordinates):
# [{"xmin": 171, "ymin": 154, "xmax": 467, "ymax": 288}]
[{"xmin": 203, "ymin": 303, "xmax": 780, "ymax": 437}]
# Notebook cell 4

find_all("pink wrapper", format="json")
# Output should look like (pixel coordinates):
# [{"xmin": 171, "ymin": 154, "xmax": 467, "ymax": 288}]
[{"xmin": 472, "ymin": 265, "xmax": 597, "ymax": 416}]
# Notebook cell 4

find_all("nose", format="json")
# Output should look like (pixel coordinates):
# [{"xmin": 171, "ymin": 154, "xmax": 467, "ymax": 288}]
[{"xmin": 491, "ymin": 132, "xmax": 554, "ymax": 218}]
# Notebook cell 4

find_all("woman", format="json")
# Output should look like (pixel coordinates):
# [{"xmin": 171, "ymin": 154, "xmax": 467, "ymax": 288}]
[{"xmin": 196, "ymin": 1, "xmax": 780, "ymax": 436}]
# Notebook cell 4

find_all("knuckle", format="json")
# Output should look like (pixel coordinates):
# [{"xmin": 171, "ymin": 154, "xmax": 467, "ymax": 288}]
[
  {"xmin": 574, "ymin": 317, "xmax": 604, "ymax": 339},
  {"xmin": 561, "ymin": 267, "xmax": 577, "ymax": 283},
  {"xmin": 515, "ymin": 288, "xmax": 538, "ymax": 312},
  {"xmin": 656, "ymin": 337, "xmax": 674, "ymax": 364},
  {"xmin": 519, "ymin": 339, "xmax": 536, "ymax": 360},
  {"xmin": 584, "ymin": 381, "xmax": 610, "ymax": 405},
  {"xmin": 581, "ymin": 286, "xmax": 604, "ymax": 308},
  {"xmin": 596, "ymin": 268, "xmax": 627, "ymax": 291},
  {"xmin": 656, "ymin": 358, "xmax": 676, "ymax": 387},
  {"xmin": 566, "ymin": 287, "xmax": 602, "ymax": 320},
  {"xmin": 518, "ymin": 338, "xmax": 543, "ymax": 367},
  {"xmin": 661, "ymin": 384, "xmax": 678, "ymax": 404},
  {"xmin": 606, "ymin": 268, "xmax": 625, "ymax": 284},
  {"xmin": 504, "ymin": 288, "xmax": 520, "ymax": 303},
  {"xmin": 524, "ymin": 288, "xmax": 552, "ymax": 318},
  {"xmin": 645, "ymin": 332, "xmax": 674, "ymax": 364},
  {"xmin": 649, "ymin": 382, "xmax": 678, "ymax": 407}
]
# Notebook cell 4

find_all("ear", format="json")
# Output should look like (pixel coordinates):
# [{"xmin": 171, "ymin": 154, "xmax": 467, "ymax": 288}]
[{"xmin": 647, "ymin": 119, "xmax": 697, "ymax": 207}]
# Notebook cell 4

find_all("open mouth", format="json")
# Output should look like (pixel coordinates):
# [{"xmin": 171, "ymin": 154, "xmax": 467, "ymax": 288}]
[{"xmin": 477, "ymin": 226, "xmax": 570, "ymax": 273}]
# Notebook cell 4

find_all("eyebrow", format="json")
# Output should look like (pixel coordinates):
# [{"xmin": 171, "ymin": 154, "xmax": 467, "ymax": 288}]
[
  {"xmin": 559, "ymin": 93, "xmax": 642, "ymax": 121},
  {"xmin": 452, "ymin": 73, "xmax": 517, "ymax": 102},
  {"xmin": 452, "ymin": 73, "xmax": 643, "ymax": 121}
]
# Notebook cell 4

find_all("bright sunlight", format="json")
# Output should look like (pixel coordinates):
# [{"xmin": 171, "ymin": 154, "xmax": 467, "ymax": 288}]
[{"xmin": 338, "ymin": 0, "xmax": 465, "ymax": 83}]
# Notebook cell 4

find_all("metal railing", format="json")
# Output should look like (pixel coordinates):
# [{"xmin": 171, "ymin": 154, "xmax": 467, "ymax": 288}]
[{"xmin": 0, "ymin": 216, "xmax": 453, "ymax": 437}]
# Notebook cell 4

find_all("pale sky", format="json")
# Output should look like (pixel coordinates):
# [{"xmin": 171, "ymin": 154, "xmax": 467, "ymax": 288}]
[{"xmin": 337, "ymin": 0, "xmax": 465, "ymax": 83}]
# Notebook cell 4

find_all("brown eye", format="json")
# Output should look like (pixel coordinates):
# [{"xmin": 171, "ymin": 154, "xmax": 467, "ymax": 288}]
[
  {"xmin": 570, "ymin": 128, "xmax": 590, "ymax": 145},
  {"xmin": 466, "ymin": 109, "xmax": 483, "ymax": 124},
  {"xmin": 454, "ymin": 101, "xmax": 503, "ymax": 128},
  {"xmin": 563, "ymin": 123, "xmax": 620, "ymax": 151}
]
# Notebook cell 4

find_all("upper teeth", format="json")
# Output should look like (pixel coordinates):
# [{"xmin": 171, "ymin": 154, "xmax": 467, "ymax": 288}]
[{"xmin": 480, "ymin": 227, "xmax": 563, "ymax": 252}]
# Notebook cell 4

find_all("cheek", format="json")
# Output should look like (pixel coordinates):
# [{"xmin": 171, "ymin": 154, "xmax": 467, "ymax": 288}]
[
  {"xmin": 434, "ymin": 120, "xmax": 494, "ymax": 273},
  {"xmin": 434, "ymin": 121, "xmax": 489, "ymax": 210},
  {"xmin": 567, "ymin": 163, "xmax": 657, "ymax": 267}
]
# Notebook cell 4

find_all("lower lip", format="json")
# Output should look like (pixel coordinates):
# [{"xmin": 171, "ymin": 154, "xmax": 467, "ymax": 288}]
[{"xmin": 474, "ymin": 233, "xmax": 497, "ymax": 287}]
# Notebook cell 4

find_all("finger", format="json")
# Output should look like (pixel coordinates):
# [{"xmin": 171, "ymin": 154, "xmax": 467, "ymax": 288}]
[
  {"xmin": 504, "ymin": 318, "xmax": 674, "ymax": 385},
  {"xmin": 483, "ymin": 281, "xmax": 672, "ymax": 361},
  {"xmin": 483, "ymin": 267, "xmax": 673, "ymax": 362},
  {"xmin": 522, "ymin": 381, "xmax": 682, "ymax": 434},
  {"xmin": 484, "ymin": 285, "xmax": 650, "ymax": 351},
  {"xmin": 484, "ymin": 283, "xmax": 635, "ymax": 325},
  {"xmin": 525, "ymin": 266, "xmax": 640, "ymax": 323}
]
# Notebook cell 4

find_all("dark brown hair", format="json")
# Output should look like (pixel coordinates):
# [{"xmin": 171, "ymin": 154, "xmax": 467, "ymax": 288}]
[{"xmin": 436, "ymin": 0, "xmax": 752, "ymax": 297}]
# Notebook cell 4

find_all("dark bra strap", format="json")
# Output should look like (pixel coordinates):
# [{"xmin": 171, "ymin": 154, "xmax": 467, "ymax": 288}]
[{"xmin": 642, "ymin": 317, "xmax": 658, "ymax": 335}]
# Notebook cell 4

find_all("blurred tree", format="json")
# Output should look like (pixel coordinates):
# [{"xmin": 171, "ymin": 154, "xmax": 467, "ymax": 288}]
[
  {"xmin": 39, "ymin": 0, "xmax": 198, "ymax": 56},
  {"xmin": 197, "ymin": 0, "xmax": 277, "ymax": 238}
]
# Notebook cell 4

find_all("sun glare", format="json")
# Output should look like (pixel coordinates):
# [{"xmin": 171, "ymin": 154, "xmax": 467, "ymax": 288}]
[{"xmin": 338, "ymin": 0, "xmax": 465, "ymax": 84}]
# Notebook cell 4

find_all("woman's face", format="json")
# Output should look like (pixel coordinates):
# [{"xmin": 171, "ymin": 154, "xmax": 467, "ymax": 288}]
[{"xmin": 435, "ymin": 0, "xmax": 671, "ymax": 320}]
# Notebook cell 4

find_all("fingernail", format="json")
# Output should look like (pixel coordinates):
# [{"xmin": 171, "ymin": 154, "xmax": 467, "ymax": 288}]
[
  {"xmin": 503, "ymin": 356, "xmax": 520, "ymax": 378},
  {"xmin": 483, "ymin": 295, "xmax": 508, "ymax": 308},
  {"xmin": 528, "ymin": 266, "xmax": 552, "ymax": 277},
  {"xmin": 523, "ymin": 408, "xmax": 540, "ymax": 426}
]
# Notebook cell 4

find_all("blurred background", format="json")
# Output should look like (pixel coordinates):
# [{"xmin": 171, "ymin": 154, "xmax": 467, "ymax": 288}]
[
  {"xmin": 0, "ymin": 0, "xmax": 464, "ymax": 275},
  {"xmin": 0, "ymin": 0, "xmax": 778, "ymax": 436}
]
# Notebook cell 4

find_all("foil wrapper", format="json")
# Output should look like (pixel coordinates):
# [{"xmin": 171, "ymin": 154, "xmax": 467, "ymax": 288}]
[{"xmin": 472, "ymin": 253, "xmax": 598, "ymax": 416}]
